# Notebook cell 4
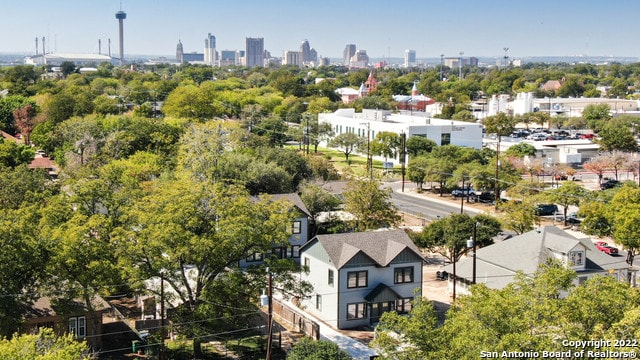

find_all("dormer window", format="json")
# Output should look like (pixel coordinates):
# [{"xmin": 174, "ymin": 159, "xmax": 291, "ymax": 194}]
[{"xmin": 569, "ymin": 250, "xmax": 584, "ymax": 266}]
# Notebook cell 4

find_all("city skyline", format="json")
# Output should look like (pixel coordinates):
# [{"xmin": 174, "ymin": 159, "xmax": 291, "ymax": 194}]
[{"xmin": 2, "ymin": 0, "xmax": 640, "ymax": 61}]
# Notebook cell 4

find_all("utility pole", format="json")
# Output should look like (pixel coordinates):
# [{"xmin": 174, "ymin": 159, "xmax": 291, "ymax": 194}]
[
  {"xmin": 440, "ymin": 54, "xmax": 444, "ymax": 81},
  {"xmin": 400, "ymin": 132, "xmax": 406, "ymax": 192},
  {"xmin": 266, "ymin": 270, "xmax": 273, "ymax": 360},
  {"xmin": 305, "ymin": 114, "xmax": 310, "ymax": 155},
  {"xmin": 160, "ymin": 273, "xmax": 165, "ymax": 360}
]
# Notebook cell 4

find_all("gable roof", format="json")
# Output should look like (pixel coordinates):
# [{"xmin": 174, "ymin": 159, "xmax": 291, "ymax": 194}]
[
  {"xmin": 26, "ymin": 295, "xmax": 111, "ymax": 319},
  {"xmin": 271, "ymin": 193, "xmax": 311, "ymax": 217},
  {"xmin": 446, "ymin": 226, "xmax": 631, "ymax": 289},
  {"xmin": 302, "ymin": 229, "xmax": 424, "ymax": 269},
  {"xmin": 1, "ymin": 130, "xmax": 21, "ymax": 144}
]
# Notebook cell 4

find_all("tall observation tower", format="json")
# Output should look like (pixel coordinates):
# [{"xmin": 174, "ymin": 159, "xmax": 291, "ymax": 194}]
[{"xmin": 115, "ymin": 10, "xmax": 127, "ymax": 65}]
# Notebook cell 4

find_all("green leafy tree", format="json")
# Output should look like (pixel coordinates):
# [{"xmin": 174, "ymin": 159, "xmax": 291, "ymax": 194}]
[
  {"xmin": 342, "ymin": 179, "xmax": 400, "ymax": 231},
  {"xmin": 328, "ymin": 132, "xmax": 365, "ymax": 161},
  {"xmin": 405, "ymin": 136, "xmax": 436, "ymax": 158},
  {"xmin": 287, "ymin": 337, "xmax": 352, "ymax": 360},
  {"xmin": 299, "ymin": 182, "xmax": 341, "ymax": 235},
  {"xmin": 504, "ymin": 142, "xmax": 536, "ymax": 158},
  {"xmin": 545, "ymin": 181, "xmax": 589, "ymax": 226},
  {"xmin": 413, "ymin": 213, "xmax": 501, "ymax": 262},
  {"xmin": 498, "ymin": 199, "xmax": 539, "ymax": 234},
  {"xmin": 598, "ymin": 122, "xmax": 638, "ymax": 152},
  {"xmin": 407, "ymin": 156, "xmax": 428, "ymax": 189},
  {"xmin": 370, "ymin": 131, "xmax": 400, "ymax": 161},
  {"xmin": 113, "ymin": 177, "xmax": 294, "ymax": 355},
  {"xmin": 0, "ymin": 206, "xmax": 50, "ymax": 337},
  {"xmin": 0, "ymin": 139, "xmax": 35, "ymax": 168},
  {"xmin": 372, "ymin": 295, "xmax": 439, "ymax": 359},
  {"xmin": 583, "ymin": 103, "xmax": 611, "ymax": 131},
  {"xmin": 0, "ymin": 328, "xmax": 88, "ymax": 359}
]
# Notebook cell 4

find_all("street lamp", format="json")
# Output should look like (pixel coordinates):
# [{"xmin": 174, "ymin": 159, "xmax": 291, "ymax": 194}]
[
  {"xmin": 360, "ymin": 122, "xmax": 372, "ymax": 178},
  {"xmin": 458, "ymin": 51, "xmax": 464, "ymax": 79},
  {"xmin": 440, "ymin": 54, "xmax": 444, "ymax": 81}
]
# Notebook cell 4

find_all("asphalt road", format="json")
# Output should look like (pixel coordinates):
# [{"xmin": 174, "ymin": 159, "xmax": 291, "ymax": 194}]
[{"xmin": 385, "ymin": 181, "xmax": 481, "ymax": 222}]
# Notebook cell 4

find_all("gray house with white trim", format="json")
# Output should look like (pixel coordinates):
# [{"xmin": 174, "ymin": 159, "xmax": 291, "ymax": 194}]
[
  {"xmin": 239, "ymin": 193, "xmax": 311, "ymax": 268},
  {"xmin": 299, "ymin": 230, "xmax": 424, "ymax": 329},
  {"xmin": 446, "ymin": 226, "xmax": 637, "ymax": 296}
]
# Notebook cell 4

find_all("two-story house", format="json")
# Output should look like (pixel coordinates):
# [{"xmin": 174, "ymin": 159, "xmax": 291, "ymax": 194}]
[
  {"xmin": 24, "ymin": 295, "xmax": 111, "ymax": 350},
  {"xmin": 239, "ymin": 193, "xmax": 311, "ymax": 268},
  {"xmin": 446, "ymin": 226, "xmax": 637, "ymax": 296},
  {"xmin": 299, "ymin": 229, "xmax": 424, "ymax": 329}
]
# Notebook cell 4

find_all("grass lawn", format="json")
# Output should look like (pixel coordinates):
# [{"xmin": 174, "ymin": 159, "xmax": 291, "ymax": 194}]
[{"xmin": 294, "ymin": 146, "xmax": 403, "ymax": 179}]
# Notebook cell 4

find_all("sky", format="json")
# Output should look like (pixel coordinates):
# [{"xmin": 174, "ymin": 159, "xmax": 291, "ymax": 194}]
[{"xmin": 2, "ymin": 0, "xmax": 640, "ymax": 60}]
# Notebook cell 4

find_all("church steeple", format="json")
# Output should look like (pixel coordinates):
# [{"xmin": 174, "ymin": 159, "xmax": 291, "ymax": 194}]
[{"xmin": 364, "ymin": 71, "xmax": 378, "ymax": 94}]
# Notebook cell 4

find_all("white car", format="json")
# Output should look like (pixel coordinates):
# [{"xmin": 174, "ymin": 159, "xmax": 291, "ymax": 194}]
[{"xmin": 527, "ymin": 133, "xmax": 547, "ymax": 141}]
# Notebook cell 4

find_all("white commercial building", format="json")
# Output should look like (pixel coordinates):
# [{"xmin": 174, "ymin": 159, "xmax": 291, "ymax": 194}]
[{"xmin": 319, "ymin": 109, "xmax": 483, "ymax": 165}]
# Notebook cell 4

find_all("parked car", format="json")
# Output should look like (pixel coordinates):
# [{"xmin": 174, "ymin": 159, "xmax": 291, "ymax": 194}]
[
  {"xmin": 600, "ymin": 179, "xmax": 620, "ymax": 190},
  {"xmin": 527, "ymin": 133, "xmax": 547, "ymax": 141},
  {"xmin": 451, "ymin": 188, "xmax": 476, "ymax": 197},
  {"xmin": 580, "ymin": 133, "xmax": 596, "ymax": 139},
  {"xmin": 595, "ymin": 241, "xmax": 619, "ymax": 255},
  {"xmin": 534, "ymin": 204, "xmax": 558, "ymax": 216},
  {"xmin": 474, "ymin": 191, "xmax": 495, "ymax": 203},
  {"xmin": 565, "ymin": 216, "xmax": 582, "ymax": 225}
]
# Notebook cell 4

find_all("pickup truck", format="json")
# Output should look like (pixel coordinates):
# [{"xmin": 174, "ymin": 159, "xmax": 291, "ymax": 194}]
[
  {"xmin": 451, "ymin": 188, "xmax": 476, "ymax": 197},
  {"xmin": 595, "ymin": 241, "xmax": 619, "ymax": 255}
]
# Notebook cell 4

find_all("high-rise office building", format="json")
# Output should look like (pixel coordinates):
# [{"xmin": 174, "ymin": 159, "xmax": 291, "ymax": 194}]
[
  {"xmin": 404, "ymin": 49, "xmax": 416, "ymax": 68},
  {"xmin": 300, "ymin": 40, "xmax": 311, "ymax": 62},
  {"xmin": 176, "ymin": 40, "xmax": 184, "ymax": 63},
  {"xmin": 343, "ymin": 44, "xmax": 356, "ymax": 66},
  {"xmin": 204, "ymin": 33, "xmax": 217, "ymax": 66},
  {"xmin": 283, "ymin": 51, "xmax": 302, "ymax": 66},
  {"xmin": 245, "ymin": 37, "xmax": 264, "ymax": 68}
]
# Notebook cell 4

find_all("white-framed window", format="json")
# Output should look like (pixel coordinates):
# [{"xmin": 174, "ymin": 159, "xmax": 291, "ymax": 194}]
[
  {"xmin": 292, "ymin": 221, "xmax": 301, "ymax": 234},
  {"xmin": 347, "ymin": 271, "xmax": 368, "ymax": 288},
  {"xmin": 396, "ymin": 298, "xmax": 413, "ymax": 313},
  {"xmin": 316, "ymin": 294, "xmax": 322, "ymax": 310},
  {"xmin": 347, "ymin": 303, "xmax": 367, "ymax": 320},
  {"xmin": 328, "ymin": 269, "xmax": 334, "ymax": 286},
  {"xmin": 69, "ymin": 316, "xmax": 86, "ymax": 338},
  {"xmin": 246, "ymin": 252, "xmax": 263, "ymax": 262},
  {"xmin": 394, "ymin": 266, "xmax": 414, "ymax": 284},
  {"xmin": 291, "ymin": 245, "xmax": 300, "ymax": 258},
  {"xmin": 569, "ymin": 251, "xmax": 584, "ymax": 266}
]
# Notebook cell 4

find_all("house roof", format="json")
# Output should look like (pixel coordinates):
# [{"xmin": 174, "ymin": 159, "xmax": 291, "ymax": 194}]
[
  {"xmin": 365, "ymin": 283, "xmax": 401, "ymax": 303},
  {"xmin": 26, "ymin": 295, "xmax": 111, "ymax": 319},
  {"xmin": 302, "ymin": 229, "xmax": 424, "ymax": 269},
  {"xmin": 271, "ymin": 193, "xmax": 311, "ymax": 217},
  {"xmin": 1, "ymin": 130, "xmax": 21, "ymax": 144},
  {"xmin": 445, "ymin": 226, "xmax": 631, "ymax": 289},
  {"xmin": 28, "ymin": 156, "xmax": 56, "ymax": 170}
]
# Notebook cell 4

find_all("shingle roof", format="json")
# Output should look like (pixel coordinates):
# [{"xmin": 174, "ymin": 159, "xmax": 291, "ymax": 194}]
[
  {"xmin": 445, "ymin": 226, "xmax": 631, "ymax": 289},
  {"xmin": 271, "ymin": 193, "xmax": 311, "ymax": 217},
  {"xmin": 306, "ymin": 229, "xmax": 423, "ymax": 269}
]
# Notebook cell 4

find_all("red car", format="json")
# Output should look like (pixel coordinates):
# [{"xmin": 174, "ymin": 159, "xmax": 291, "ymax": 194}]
[{"xmin": 595, "ymin": 241, "xmax": 618, "ymax": 255}]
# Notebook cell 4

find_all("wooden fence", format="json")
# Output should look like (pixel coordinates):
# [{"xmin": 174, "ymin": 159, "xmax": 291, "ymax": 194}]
[{"xmin": 272, "ymin": 298, "xmax": 320, "ymax": 340}]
